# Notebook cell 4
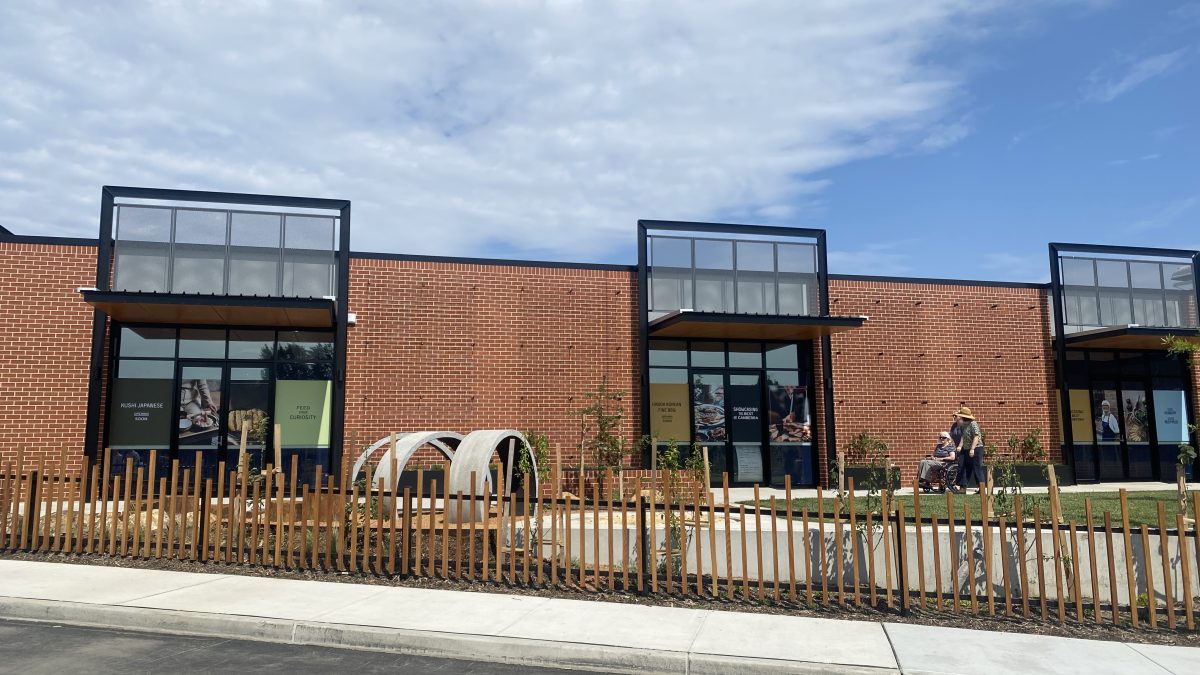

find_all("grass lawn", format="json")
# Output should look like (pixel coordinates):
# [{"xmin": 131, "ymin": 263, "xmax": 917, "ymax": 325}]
[{"xmin": 740, "ymin": 490, "xmax": 1199, "ymax": 528}]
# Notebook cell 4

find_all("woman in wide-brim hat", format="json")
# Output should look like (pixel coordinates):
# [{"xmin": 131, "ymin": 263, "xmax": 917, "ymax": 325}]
[{"xmin": 953, "ymin": 406, "xmax": 984, "ymax": 491}]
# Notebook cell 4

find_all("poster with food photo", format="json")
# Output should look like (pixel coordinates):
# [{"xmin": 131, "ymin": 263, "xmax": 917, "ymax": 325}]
[
  {"xmin": 179, "ymin": 377, "xmax": 221, "ymax": 442},
  {"xmin": 768, "ymin": 383, "xmax": 811, "ymax": 442},
  {"xmin": 692, "ymin": 376, "xmax": 726, "ymax": 442}
]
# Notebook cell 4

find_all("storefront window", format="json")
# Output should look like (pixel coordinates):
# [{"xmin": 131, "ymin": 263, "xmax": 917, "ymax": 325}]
[
  {"xmin": 179, "ymin": 328, "xmax": 226, "ymax": 359},
  {"xmin": 119, "ymin": 326, "xmax": 176, "ymax": 358}
]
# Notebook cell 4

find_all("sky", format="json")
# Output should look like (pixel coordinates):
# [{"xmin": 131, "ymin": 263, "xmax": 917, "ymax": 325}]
[{"xmin": 0, "ymin": 0, "xmax": 1196, "ymax": 282}]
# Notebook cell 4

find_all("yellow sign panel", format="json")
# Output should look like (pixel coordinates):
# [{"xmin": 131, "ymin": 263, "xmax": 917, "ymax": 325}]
[
  {"xmin": 649, "ymin": 383, "xmax": 689, "ymax": 442},
  {"xmin": 1068, "ymin": 389, "xmax": 1092, "ymax": 442}
]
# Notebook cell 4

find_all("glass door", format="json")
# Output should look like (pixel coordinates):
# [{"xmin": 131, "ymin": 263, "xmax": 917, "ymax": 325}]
[
  {"xmin": 176, "ymin": 363, "xmax": 226, "ymax": 481},
  {"xmin": 1119, "ymin": 379, "xmax": 1153, "ymax": 480},
  {"xmin": 691, "ymin": 371, "xmax": 728, "ymax": 483},
  {"xmin": 226, "ymin": 365, "xmax": 272, "ymax": 474},
  {"xmin": 727, "ymin": 372, "xmax": 766, "ymax": 486},
  {"xmin": 1092, "ymin": 381, "xmax": 1124, "ymax": 480}
]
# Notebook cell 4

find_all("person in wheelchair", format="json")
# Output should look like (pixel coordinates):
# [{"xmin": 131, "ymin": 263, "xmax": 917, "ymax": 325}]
[{"xmin": 918, "ymin": 431, "xmax": 959, "ymax": 493}]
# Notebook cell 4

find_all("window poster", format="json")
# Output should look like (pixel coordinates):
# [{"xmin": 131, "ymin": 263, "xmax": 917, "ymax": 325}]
[
  {"xmin": 649, "ymin": 383, "xmax": 689, "ymax": 442},
  {"xmin": 179, "ymin": 377, "xmax": 221, "ymax": 447},
  {"xmin": 768, "ymin": 384, "xmax": 811, "ymax": 443},
  {"xmin": 1091, "ymin": 389, "xmax": 1120, "ymax": 443},
  {"xmin": 109, "ymin": 378, "xmax": 173, "ymax": 448},
  {"xmin": 1121, "ymin": 390, "xmax": 1149, "ymax": 443},
  {"xmin": 692, "ymin": 374, "xmax": 726, "ymax": 443},
  {"xmin": 1067, "ymin": 389, "xmax": 1092, "ymax": 442},
  {"xmin": 275, "ymin": 380, "xmax": 332, "ymax": 447},
  {"xmin": 1153, "ymin": 390, "xmax": 1189, "ymax": 443}
]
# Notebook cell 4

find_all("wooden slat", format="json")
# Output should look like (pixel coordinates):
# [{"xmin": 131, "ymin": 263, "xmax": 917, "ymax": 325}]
[
  {"xmin": 454, "ymin": 489, "xmax": 464, "ymax": 579},
  {"xmin": 563, "ymin": 478, "xmax": 573, "ymax": 588},
  {"xmin": 510, "ymin": 486, "xmax": 519, "ymax": 584},
  {"xmin": 108, "ymin": 474, "xmax": 121, "ymax": 556},
  {"xmin": 594, "ymin": 483, "xmax": 603, "ymax": 589},
  {"xmin": 1070, "ymin": 523, "xmax": 1089, "ymax": 624},
  {"xmin": 1157, "ymin": 503, "xmax": 1175, "ymax": 630},
  {"xmin": 548, "ymin": 481, "xmax": 557, "ymax": 587},
  {"xmin": 89, "ymin": 465, "xmax": 102, "ymax": 556},
  {"xmin": 678, "ymin": 493, "xmax": 688, "ymax": 596},
  {"xmin": 662, "ymin": 478, "xmax": 673, "ymax": 594},
  {"xmin": 769, "ymin": 496, "xmax": 780, "ymax": 603},
  {"xmin": 63, "ymin": 465, "xmax": 78, "ymax": 554},
  {"xmin": 739, "ymin": 505, "xmax": 750, "ymax": 601},
  {"xmin": 912, "ymin": 481, "xmax": 926, "ymax": 610},
  {"xmin": 249, "ymin": 473, "xmax": 262, "ymax": 566},
  {"xmin": 754, "ymin": 485, "xmax": 765, "ymax": 601},
  {"xmin": 401, "ymin": 487, "xmax": 412, "ymax": 576},
  {"xmin": 299, "ymin": 485, "xmax": 312, "ymax": 571},
  {"xmin": 833, "ymin": 490, "xmax": 845, "ymax": 605},
  {"xmin": 1050, "ymin": 508, "xmax": 1067, "ymax": 623},
  {"xmin": 1119, "ymin": 491, "xmax": 1137, "ymax": 628},
  {"xmin": 325, "ymin": 476, "xmax": 336, "ymax": 570},
  {"xmin": 931, "ymin": 507, "xmax": 943, "ymax": 611},
  {"xmin": 1084, "ymin": 500, "xmax": 1100, "ymax": 625},
  {"xmin": 376, "ymin": 475, "xmax": 386, "ymax": 576},
  {"xmin": 201, "ymin": 479, "xmax": 213, "ymax": 563},
  {"xmin": 980, "ymin": 489, "xmax": 994, "ymax": 616},
  {"xmin": 881, "ymin": 491, "xmax": 893, "ymax": 609},
  {"xmin": 120, "ymin": 458, "xmax": 133, "ymax": 556},
  {"xmin": 9, "ymin": 450, "xmax": 25, "ymax": 551},
  {"xmin": 131, "ymin": 466, "xmax": 144, "ymax": 558},
  {"xmin": 441, "ymin": 470, "xmax": 452, "ymax": 580},
  {"xmin": 54, "ymin": 448, "xmax": 68, "ymax": 552},
  {"xmin": 1104, "ymin": 511, "xmax": 1119, "ymax": 626},
  {"xmin": 576, "ymin": 473, "xmax": 585, "ymax": 588},
  {"xmin": 468, "ymin": 471, "xmax": 478, "ymax": 582},
  {"xmin": 786, "ymin": 475, "xmax": 798, "ymax": 603},
  {"xmin": 287, "ymin": 459, "xmax": 299, "ymax": 569},
  {"xmin": 606, "ymin": 473, "xmax": 615, "ymax": 590},
  {"xmin": 1014, "ymin": 495, "xmax": 1029, "ymax": 619},
  {"xmin": 624, "ymin": 487, "xmax": 633, "ymax": 592},
  {"xmin": 896, "ymin": 501, "xmax": 908, "ymax": 613},
  {"xmin": 723, "ymin": 474, "xmax": 733, "ymax": 599},
  {"xmin": 999, "ymin": 515, "xmax": 1012, "ymax": 617},
  {"xmin": 349, "ymin": 481, "xmax": 360, "ymax": 574},
  {"xmin": 864, "ymin": 509, "xmax": 874, "ymax": 607},
  {"xmin": 964, "ymin": 502, "xmax": 977, "ymax": 614},
  {"xmin": 193, "ymin": 452, "xmax": 204, "ymax": 562},
  {"xmin": 1176, "ymin": 512, "xmax": 1194, "ymax": 631},
  {"xmin": 947, "ymin": 492, "xmax": 958, "ymax": 613},
  {"xmin": 1033, "ymin": 508, "xmax": 1046, "ymax": 620},
  {"xmin": 816, "ymin": 487, "xmax": 828, "ymax": 604},
  {"xmin": 528, "ymin": 473, "xmax": 536, "ymax": 587},
  {"xmin": 1141, "ymin": 524, "xmax": 1157, "ymax": 629},
  {"xmin": 236, "ymin": 455, "xmax": 248, "ymax": 564},
  {"xmin": 225, "ymin": 469, "xmax": 235, "ymax": 564},
  {"xmin": 413, "ymin": 469, "xmax": 424, "ymax": 578}
]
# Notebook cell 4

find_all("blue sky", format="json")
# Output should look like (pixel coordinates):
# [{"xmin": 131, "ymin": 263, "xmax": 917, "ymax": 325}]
[{"xmin": 0, "ymin": 1, "xmax": 1196, "ymax": 282}]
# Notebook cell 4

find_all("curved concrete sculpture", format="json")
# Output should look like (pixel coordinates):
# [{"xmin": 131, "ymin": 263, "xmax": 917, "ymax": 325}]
[
  {"xmin": 354, "ymin": 432, "xmax": 462, "ymax": 498},
  {"xmin": 445, "ymin": 429, "xmax": 539, "ymax": 524}
]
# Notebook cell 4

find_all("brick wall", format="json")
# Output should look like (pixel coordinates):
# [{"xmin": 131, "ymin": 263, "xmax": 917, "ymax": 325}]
[
  {"xmin": 819, "ymin": 278, "xmax": 1059, "ymax": 485},
  {"xmin": 0, "ymin": 241, "xmax": 97, "ymax": 472},
  {"xmin": 343, "ymin": 257, "xmax": 642, "ymax": 474}
]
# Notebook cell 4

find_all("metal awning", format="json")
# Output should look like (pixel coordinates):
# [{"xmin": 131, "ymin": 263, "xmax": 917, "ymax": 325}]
[
  {"xmin": 1060, "ymin": 324, "xmax": 1200, "ymax": 350},
  {"xmin": 648, "ymin": 310, "xmax": 866, "ymax": 340},
  {"xmin": 80, "ymin": 289, "xmax": 336, "ymax": 328}
]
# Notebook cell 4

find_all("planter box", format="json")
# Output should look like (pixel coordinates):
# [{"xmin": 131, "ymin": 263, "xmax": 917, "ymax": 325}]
[
  {"xmin": 1007, "ymin": 463, "xmax": 1073, "ymax": 487},
  {"xmin": 843, "ymin": 465, "xmax": 901, "ymax": 492}
]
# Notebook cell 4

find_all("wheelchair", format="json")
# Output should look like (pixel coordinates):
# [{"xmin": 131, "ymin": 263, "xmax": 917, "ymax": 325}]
[{"xmin": 917, "ymin": 458, "xmax": 959, "ymax": 493}]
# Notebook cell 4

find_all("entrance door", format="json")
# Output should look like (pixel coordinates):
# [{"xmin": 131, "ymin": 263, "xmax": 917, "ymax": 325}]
[
  {"xmin": 692, "ymin": 370, "xmax": 767, "ymax": 486},
  {"xmin": 176, "ymin": 363, "xmax": 225, "ymax": 480},
  {"xmin": 1119, "ymin": 379, "xmax": 1153, "ymax": 480}
]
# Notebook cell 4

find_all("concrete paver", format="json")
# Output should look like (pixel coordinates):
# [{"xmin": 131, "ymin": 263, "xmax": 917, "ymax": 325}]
[
  {"xmin": 318, "ymin": 585, "xmax": 549, "ymax": 634},
  {"xmin": 884, "ymin": 622, "xmax": 1172, "ymax": 675},
  {"xmin": 691, "ymin": 611, "xmax": 896, "ymax": 670},
  {"xmin": 123, "ymin": 574, "xmax": 381, "ymax": 621},
  {"xmin": 1128, "ymin": 643, "xmax": 1200, "ymax": 675}
]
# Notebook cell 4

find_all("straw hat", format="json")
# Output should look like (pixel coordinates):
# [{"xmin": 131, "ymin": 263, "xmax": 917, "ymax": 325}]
[{"xmin": 954, "ymin": 406, "xmax": 975, "ymax": 420}]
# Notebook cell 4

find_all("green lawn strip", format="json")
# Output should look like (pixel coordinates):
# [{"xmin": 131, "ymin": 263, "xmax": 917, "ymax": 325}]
[{"xmin": 739, "ymin": 490, "xmax": 1195, "ymax": 528}]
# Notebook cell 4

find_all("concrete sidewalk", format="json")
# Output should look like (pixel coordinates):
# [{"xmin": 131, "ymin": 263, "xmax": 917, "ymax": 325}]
[{"xmin": 0, "ymin": 560, "xmax": 1196, "ymax": 674}]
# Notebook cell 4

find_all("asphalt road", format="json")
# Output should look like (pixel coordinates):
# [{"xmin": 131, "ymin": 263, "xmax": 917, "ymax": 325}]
[{"xmin": 0, "ymin": 618, "xmax": 598, "ymax": 674}]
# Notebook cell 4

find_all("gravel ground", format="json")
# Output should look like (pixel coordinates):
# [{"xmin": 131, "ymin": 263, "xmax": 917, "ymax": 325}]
[{"xmin": 2, "ymin": 550, "xmax": 1198, "ymax": 648}]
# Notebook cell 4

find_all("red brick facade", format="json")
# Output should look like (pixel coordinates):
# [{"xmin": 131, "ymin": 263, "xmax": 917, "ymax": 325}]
[
  {"xmin": 0, "ymin": 241, "xmax": 97, "ymax": 472},
  {"xmin": 5, "ymin": 236, "xmax": 1197, "ymax": 487},
  {"xmin": 342, "ymin": 257, "xmax": 641, "ymax": 473},
  {"xmin": 819, "ymin": 278, "xmax": 1060, "ymax": 484}
]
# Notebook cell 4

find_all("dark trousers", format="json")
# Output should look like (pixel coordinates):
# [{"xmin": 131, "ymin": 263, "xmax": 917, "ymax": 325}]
[{"xmin": 957, "ymin": 447, "xmax": 985, "ymax": 487}]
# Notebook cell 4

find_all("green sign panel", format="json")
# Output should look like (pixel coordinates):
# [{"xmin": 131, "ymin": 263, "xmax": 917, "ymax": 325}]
[{"xmin": 274, "ymin": 380, "xmax": 331, "ymax": 447}]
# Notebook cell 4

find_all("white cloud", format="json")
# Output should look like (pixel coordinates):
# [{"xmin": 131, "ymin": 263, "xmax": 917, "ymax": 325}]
[
  {"xmin": 1084, "ymin": 48, "xmax": 1190, "ymax": 103},
  {"xmin": 1130, "ymin": 195, "xmax": 1199, "ymax": 232},
  {"xmin": 0, "ymin": 0, "xmax": 1022, "ymax": 260}
]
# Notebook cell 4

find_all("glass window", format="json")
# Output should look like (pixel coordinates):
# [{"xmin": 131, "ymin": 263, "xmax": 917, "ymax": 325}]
[
  {"xmin": 648, "ymin": 340, "xmax": 687, "ymax": 367},
  {"xmin": 171, "ymin": 209, "xmax": 228, "ymax": 294},
  {"xmin": 178, "ymin": 328, "xmax": 226, "ymax": 359},
  {"xmin": 1132, "ymin": 290, "xmax": 1166, "ymax": 326},
  {"xmin": 650, "ymin": 275, "xmax": 686, "ymax": 312},
  {"xmin": 777, "ymin": 243, "xmax": 816, "ymax": 273},
  {"xmin": 1098, "ymin": 288, "xmax": 1132, "ymax": 325},
  {"xmin": 283, "ymin": 215, "xmax": 335, "ymax": 298},
  {"xmin": 277, "ymin": 331, "xmax": 334, "ymax": 361},
  {"xmin": 117, "ymin": 359, "xmax": 174, "ymax": 379},
  {"xmin": 728, "ymin": 342, "xmax": 762, "ymax": 368},
  {"xmin": 228, "ymin": 330, "xmax": 275, "ymax": 360},
  {"xmin": 651, "ymin": 237, "xmax": 691, "ymax": 268},
  {"xmin": 229, "ymin": 212, "xmax": 282, "ymax": 296},
  {"xmin": 114, "ymin": 206, "xmax": 172, "ymax": 293},
  {"xmin": 765, "ymin": 343, "xmax": 799, "ymax": 369},
  {"xmin": 119, "ymin": 327, "xmax": 176, "ymax": 358},
  {"xmin": 690, "ymin": 342, "xmax": 724, "ymax": 368},
  {"xmin": 1096, "ymin": 259, "xmax": 1128, "ymax": 287},
  {"xmin": 117, "ymin": 205, "xmax": 172, "ymax": 242},
  {"xmin": 1164, "ymin": 263, "xmax": 1194, "ymax": 291},
  {"xmin": 735, "ymin": 241, "xmax": 774, "ymax": 272},
  {"xmin": 649, "ymin": 367, "xmax": 689, "ymax": 384},
  {"xmin": 276, "ymin": 361, "xmax": 334, "ymax": 380},
  {"xmin": 1061, "ymin": 258, "xmax": 1095, "ymax": 286},
  {"xmin": 1129, "ymin": 262, "xmax": 1162, "ymax": 289},
  {"xmin": 694, "ymin": 239, "xmax": 733, "ymax": 313}
]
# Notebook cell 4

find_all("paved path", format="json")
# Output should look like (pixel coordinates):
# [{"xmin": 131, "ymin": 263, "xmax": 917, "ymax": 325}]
[
  {"xmin": 0, "ymin": 559, "xmax": 1196, "ymax": 674},
  {"xmin": 721, "ymin": 481, "xmax": 1183, "ymax": 502}
]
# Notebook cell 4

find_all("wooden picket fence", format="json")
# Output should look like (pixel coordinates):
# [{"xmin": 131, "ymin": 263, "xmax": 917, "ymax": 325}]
[{"xmin": 1, "ymin": 447, "xmax": 1198, "ymax": 632}]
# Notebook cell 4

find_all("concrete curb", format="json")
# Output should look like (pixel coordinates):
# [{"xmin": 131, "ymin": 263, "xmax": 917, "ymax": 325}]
[{"xmin": 0, "ymin": 597, "xmax": 898, "ymax": 674}]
